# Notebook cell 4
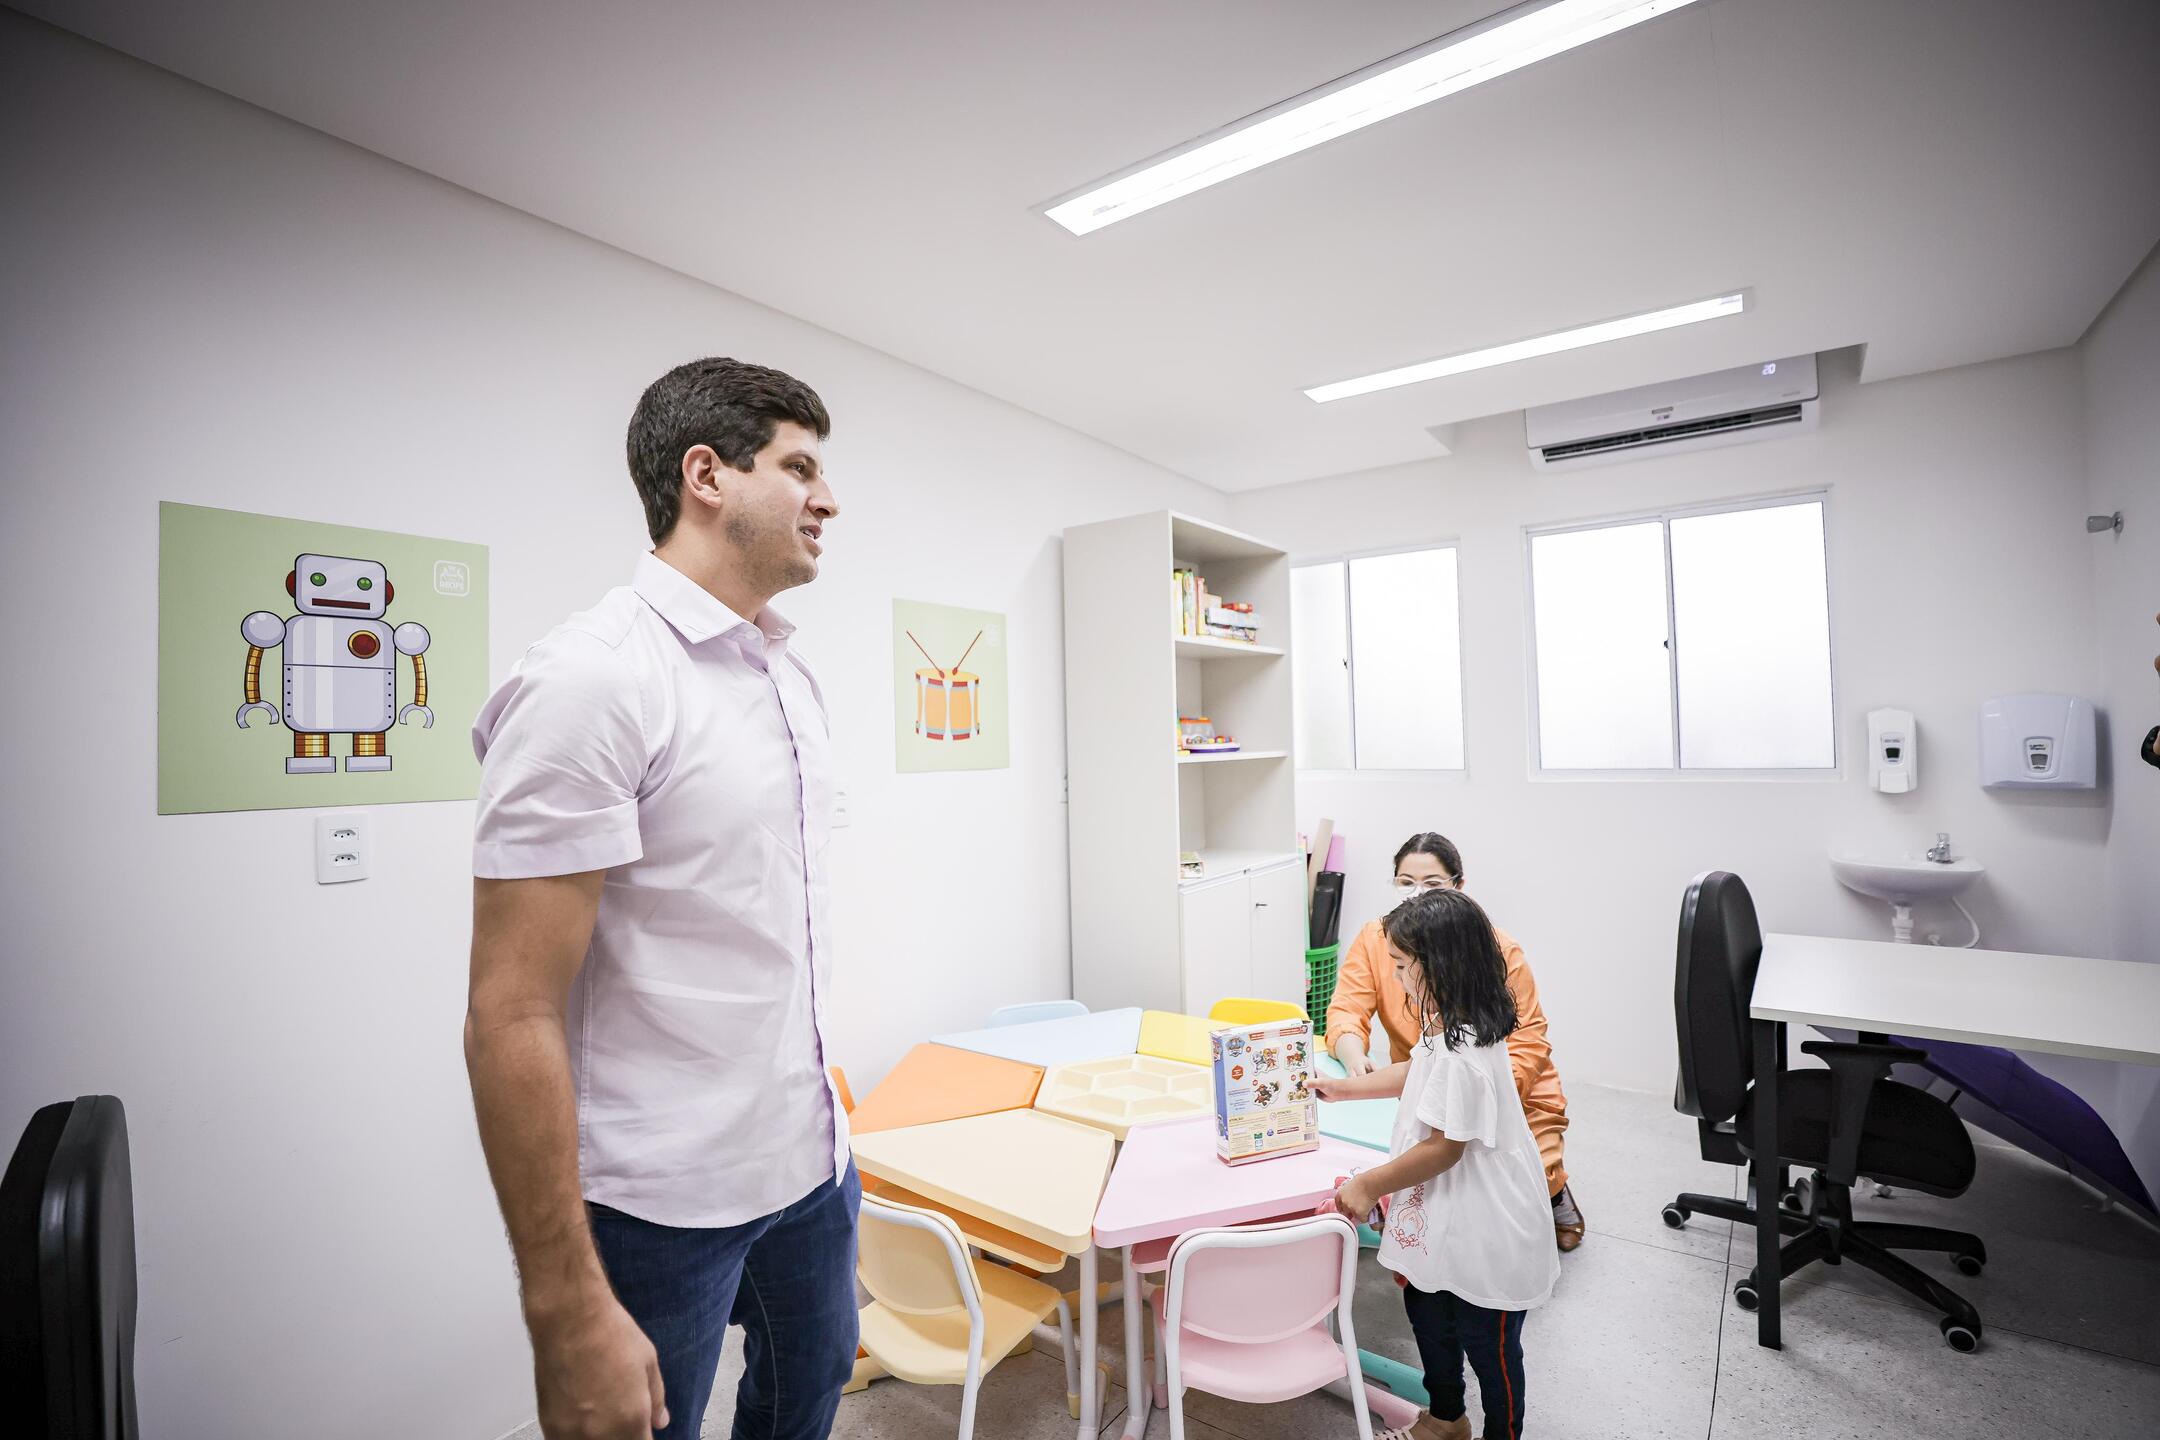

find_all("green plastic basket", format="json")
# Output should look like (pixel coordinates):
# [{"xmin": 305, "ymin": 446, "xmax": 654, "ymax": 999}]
[{"xmin": 1305, "ymin": 943, "xmax": 1342, "ymax": 1037}]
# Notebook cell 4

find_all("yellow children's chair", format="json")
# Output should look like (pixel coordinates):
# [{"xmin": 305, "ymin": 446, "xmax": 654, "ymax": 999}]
[
  {"xmin": 848, "ymin": 1196, "xmax": 1082, "ymax": 1438},
  {"xmin": 1207, "ymin": 997, "xmax": 1307, "ymax": 1026}
]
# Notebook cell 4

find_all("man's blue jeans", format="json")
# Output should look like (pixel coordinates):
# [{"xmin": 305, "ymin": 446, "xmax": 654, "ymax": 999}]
[{"xmin": 588, "ymin": 1164, "xmax": 861, "ymax": 1439}]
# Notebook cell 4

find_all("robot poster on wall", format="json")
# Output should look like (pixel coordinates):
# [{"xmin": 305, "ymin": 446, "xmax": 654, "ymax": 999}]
[
  {"xmin": 157, "ymin": 502, "xmax": 488, "ymax": 815},
  {"xmin": 892, "ymin": 598, "xmax": 1009, "ymax": 773}
]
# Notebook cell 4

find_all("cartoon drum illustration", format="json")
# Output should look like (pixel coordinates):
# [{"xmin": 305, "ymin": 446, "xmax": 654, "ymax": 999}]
[
  {"xmin": 908, "ymin": 628, "xmax": 986, "ymax": 743},
  {"xmin": 914, "ymin": 667, "xmax": 983, "ymax": 741}
]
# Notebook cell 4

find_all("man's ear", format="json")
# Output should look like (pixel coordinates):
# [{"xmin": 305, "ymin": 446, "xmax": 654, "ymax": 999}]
[{"xmin": 679, "ymin": 444, "xmax": 727, "ymax": 520}]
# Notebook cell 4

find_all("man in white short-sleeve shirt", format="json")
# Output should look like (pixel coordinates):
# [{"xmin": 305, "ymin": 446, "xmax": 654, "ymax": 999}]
[{"xmin": 464, "ymin": 358, "xmax": 853, "ymax": 1440}]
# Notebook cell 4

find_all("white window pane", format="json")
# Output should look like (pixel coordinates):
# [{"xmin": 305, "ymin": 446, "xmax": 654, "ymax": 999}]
[
  {"xmin": 1349, "ymin": 549, "xmax": 1465, "ymax": 770},
  {"xmin": 1291, "ymin": 563, "xmax": 1353, "ymax": 769},
  {"xmin": 1671, "ymin": 501, "xmax": 1835, "ymax": 768},
  {"xmin": 1531, "ymin": 523, "xmax": 1673, "ymax": 768}
]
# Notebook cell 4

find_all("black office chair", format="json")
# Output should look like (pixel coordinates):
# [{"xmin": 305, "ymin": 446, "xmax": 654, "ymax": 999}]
[
  {"xmin": 1, "ymin": 1096, "xmax": 141, "ymax": 1438},
  {"xmin": 1661, "ymin": 872, "xmax": 1987, "ymax": 1351}
]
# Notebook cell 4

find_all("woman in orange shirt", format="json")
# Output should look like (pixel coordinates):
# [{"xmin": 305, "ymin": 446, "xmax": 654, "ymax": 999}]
[{"xmin": 1325, "ymin": 831, "xmax": 1585, "ymax": 1252}]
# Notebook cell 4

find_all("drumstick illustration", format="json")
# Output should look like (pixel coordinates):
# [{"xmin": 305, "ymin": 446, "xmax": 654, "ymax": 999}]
[
  {"xmin": 906, "ymin": 630, "xmax": 942, "ymax": 675},
  {"xmin": 952, "ymin": 630, "xmax": 984, "ymax": 675}
]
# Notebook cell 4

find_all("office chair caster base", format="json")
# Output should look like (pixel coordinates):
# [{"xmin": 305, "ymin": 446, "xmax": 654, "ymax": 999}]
[
  {"xmin": 1661, "ymin": 1203, "xmax": 1688, "ymax": 1229},
  {"xmin": 1781, "ymin": 1177, "xmax": 1810, "ymax": 1214},
  {"xmin": 1941, "ymin": 1318, "xmax": 1981, "ymax": 1352},
  {"xmin": 1953, "ymin": 1253, "xmax": 1985, "ymax": 1277},
  {"xmin": 1733, "ymin": 1279, "xmax": 1760, "ymax": 1312}
]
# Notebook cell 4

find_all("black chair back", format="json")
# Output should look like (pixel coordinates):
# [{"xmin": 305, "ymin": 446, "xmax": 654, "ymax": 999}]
[
  {"xmin": 0, "ymin": 1096, "xmax": 139, "ymax": 1440},
  {"xmin": 1673, "ymin": 871, "xmax": 1764, "ymax": 1127}
]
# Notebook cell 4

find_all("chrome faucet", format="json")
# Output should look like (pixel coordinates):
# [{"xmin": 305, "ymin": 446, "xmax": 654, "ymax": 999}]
[{"xmin": 1926, "ymin": 832, "xmax": 1953, "ymax": 864}]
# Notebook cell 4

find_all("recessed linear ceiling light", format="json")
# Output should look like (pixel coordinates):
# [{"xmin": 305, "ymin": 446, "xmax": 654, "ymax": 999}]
[
  {"xmin": 1042, "ymin": 0, "xmax": 1703, "ymax": 236},
  {"xmin": 1304, "ymin": 291, "xmax": 1748, "ymax": 403}
]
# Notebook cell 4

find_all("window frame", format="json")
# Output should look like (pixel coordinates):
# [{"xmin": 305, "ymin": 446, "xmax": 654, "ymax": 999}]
[
  {"xmin": 1522, "ymin": 489, "xmax": 1841, "ymax": 783},
  {"xmin": 1291, "ymin": 539, "xmax": 1469, "ymax": 777}
]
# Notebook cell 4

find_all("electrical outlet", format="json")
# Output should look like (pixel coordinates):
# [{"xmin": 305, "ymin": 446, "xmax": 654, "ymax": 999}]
[
  {"xmin": 315, "ymin": 812, "xmax": 370, "ymax": 884},
  {"xmin": 832, "ymin": 788, "xmax": 851, "ymax": 829}
]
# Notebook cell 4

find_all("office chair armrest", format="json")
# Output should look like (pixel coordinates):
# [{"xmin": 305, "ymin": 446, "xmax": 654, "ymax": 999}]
[{"xmin": 1799, "ymin": 1041, "xmax": 1926, "ymax": 1187}]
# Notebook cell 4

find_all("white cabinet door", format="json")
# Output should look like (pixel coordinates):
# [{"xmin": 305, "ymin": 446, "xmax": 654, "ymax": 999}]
[
  {"xmin": 1247, "ymin": 859, "xmax": 1309, "ymax": 1008},
  {"xmin": 1178, "ymin": 873, "xmax": 1252, "ymax": 1015}
]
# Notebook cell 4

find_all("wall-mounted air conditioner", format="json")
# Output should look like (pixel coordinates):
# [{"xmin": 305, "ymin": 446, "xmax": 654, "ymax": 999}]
[{"xmin": 1525, "ymin": 354, "xmax": 1819, "ymax": 470}]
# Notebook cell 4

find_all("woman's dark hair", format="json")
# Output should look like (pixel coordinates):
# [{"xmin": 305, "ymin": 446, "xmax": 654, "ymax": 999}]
[
  {"xmin": 1392, "ymin": 831, "xmax": 1464, "ymax": 884},
  {"xmin": 626, "ymin": 357, "xmax": 831, "ymax": 544},
  {"xmin": 1383, "ymin": 889, "xmax": 1517, "ymax": 1052}
]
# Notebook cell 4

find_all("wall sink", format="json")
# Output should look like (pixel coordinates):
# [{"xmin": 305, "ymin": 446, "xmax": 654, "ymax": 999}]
[{"xmin": 1830, "ymin": 852, "xmax": 1984, "ymax": 943}]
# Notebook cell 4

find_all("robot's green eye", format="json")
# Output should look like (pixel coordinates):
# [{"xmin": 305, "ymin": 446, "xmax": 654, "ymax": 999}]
[
  {"xmin": 310, "ymin": 572, "xmax": 326, "ymax": 586},
  {"xmin": 357, "ymin": 577, "xmax": 373, "ymax": 591}
]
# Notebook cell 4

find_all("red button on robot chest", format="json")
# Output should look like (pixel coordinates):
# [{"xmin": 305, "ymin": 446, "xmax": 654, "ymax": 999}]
[{"xmin": 348, "ymin": 631, "xmax": 381, "ymax": 659}]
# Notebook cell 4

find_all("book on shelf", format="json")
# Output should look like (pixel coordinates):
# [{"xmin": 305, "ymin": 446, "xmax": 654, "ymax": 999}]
[
  {"xmin": 1171, "ymin": 569, "xmax": 1262, "ymax": 643},
  {"xmin": 1180, "ymin": 850, "xmax": 1205, "ymax": 878}
]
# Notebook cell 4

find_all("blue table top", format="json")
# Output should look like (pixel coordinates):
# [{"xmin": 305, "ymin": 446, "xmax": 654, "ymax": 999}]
[
  {"xmin": 932, "ymin": 1007, "xmax": 1147, "ymax": 1068},
  {"xmin": 1316, "ymin": 1054, "xmax": 1399, "ymax": 1152}
]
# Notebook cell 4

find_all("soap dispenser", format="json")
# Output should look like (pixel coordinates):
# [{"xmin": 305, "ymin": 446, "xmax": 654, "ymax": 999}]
[{"xmin": 1867, "ymin": 708, "xmax": 1916, "ymax": 793}]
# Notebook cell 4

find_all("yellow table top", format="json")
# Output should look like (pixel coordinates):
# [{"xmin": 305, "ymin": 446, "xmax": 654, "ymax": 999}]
[
  {"xmin": 851, "ymin": 1109, "xmax": 1115, "ymax": 1254},
  {"xmin": 1033, "ymin": 1054, "xmax": 1212, "ymax": 1139},
  {"xmin": 1138, "ymin": 1011, "xmax": 1219, "ymax": 1068}
]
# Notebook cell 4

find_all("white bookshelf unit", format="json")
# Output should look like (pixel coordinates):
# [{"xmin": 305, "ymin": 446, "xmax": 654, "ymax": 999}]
[{"xmin": 1062, "ymin": 510, "xmax": 1304, "ymax": 1015}]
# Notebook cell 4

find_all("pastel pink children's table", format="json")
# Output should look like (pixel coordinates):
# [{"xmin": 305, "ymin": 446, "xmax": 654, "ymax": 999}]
[{"xmin": 1092, "ymin": 1115, "xmax": 1422, "ymax": 1437}]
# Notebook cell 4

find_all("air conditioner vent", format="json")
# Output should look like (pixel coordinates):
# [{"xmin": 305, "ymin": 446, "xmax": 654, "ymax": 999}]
[{"xmin": 1536, "ymin": 402, "xmax": 1807, "ymax": 463}]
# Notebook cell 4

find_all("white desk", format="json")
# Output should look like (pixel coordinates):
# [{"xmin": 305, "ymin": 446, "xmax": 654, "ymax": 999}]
[
  {"xmin": 1754, "ymin": 933, "xmax": 2160, "ymax": 1066},
  {"xmin": 1743, "ymin": 933, "xmax": 2160, "ymax": 1350}
]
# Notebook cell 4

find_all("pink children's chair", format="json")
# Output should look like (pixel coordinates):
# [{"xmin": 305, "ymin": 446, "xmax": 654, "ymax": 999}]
[{"xmin": 1148, "ymin": 1214, "xmax": 1377, "ymax": 1440}]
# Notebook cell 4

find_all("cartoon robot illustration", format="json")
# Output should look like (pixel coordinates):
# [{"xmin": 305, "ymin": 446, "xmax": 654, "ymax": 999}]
[{"xmin": 235, "ymin": 553, "xmax": 433, "ymax": 773}]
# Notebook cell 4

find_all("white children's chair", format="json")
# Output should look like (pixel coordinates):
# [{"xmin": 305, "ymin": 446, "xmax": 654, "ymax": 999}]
[
  {"xmin": 850, "ymin": 1196, "xmax": 1079, "ymax": 1439},
  {"xmin": 1149, "ymin": 1214, "xmax": 1375, "ymax": 1440},
  {"xmin": 985, "ymin": 999, "xmax": 1089, "ymax": 1028}
]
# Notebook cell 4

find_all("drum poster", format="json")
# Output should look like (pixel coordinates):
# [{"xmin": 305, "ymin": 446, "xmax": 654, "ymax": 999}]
[
  {"xmin": 892, "ymin": 598, "xmax": 1009, "ymax": 773},
  {"xmin": 157, "ymin": 501, "xmax": 488, "ymax": 814}
]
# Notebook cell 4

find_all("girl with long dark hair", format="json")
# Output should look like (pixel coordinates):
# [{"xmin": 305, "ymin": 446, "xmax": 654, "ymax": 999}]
[
  {"xmin": 1318, "ymin": 889, "xmax": 1559, "ymax": 1440},
  {"xmin": 1325, "ymin": 831, "xmax": 1585, "ymax": 1250}
]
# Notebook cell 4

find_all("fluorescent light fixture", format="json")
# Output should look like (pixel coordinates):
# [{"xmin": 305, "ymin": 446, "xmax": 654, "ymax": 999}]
[
  {"xmin": 1043, "ymin": 0, "xmax": 1703, "ymax": 236},
  {"xmin": 1305, "ymin": 291, "xmax": 1748, "ymax": 403}
]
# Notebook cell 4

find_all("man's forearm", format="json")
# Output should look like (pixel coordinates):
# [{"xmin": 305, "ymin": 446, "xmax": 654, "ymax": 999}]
[{"xmin": 466, "ymin": 1008, "xmax": 609, "ymax": 1322}]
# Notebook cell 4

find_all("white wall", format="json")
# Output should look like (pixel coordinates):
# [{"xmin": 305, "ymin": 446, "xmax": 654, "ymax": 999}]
[
  {"xmin": 0, "ymin": 15, "xmax": 1219, "ymax": 1440},
  {"xmin": 2068, "ymin": 243, "xmax": 2160, "ymax": 1196},
  {"xmin": 1231, "ymin": 347, "xmax": 2116, "ymax": 1106},
  {"xmin": 2081, "ymin": 243, "xmax": 2160, "ymax": 965}
]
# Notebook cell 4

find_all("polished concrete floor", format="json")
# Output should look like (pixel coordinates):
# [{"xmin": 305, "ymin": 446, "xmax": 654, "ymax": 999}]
[{"xmin": 511, "ymin": 1081, "xmax": 2160, "ymax": 1439}]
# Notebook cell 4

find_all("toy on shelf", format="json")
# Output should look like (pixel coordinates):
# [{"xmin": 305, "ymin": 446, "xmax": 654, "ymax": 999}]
[{"xmin": 1178, "ymin": 715, "xmax": 1240, "ymax": 754}]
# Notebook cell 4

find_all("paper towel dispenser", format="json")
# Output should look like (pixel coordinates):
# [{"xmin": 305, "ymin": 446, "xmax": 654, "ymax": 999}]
[{"xmin": 1979, "ymin": 694, "xmax": 2096, "ymax": 789}]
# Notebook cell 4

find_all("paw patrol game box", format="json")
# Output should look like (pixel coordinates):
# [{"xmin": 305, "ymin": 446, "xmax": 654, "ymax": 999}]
[{"xmin": 1211, "ymin": 1018, "xmax": 1318, "ymax": 1165}]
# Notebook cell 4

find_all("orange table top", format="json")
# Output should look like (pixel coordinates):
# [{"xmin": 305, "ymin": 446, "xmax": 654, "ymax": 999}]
[{"xmin": 846, "ymin": 1042, "xmax": 1045, "ymax": 1136}]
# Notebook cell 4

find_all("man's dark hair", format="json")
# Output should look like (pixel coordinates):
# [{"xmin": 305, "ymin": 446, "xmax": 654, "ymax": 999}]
[{"xmin": 625, "ymin": 358, "xmax": 831, "ymax": 543}]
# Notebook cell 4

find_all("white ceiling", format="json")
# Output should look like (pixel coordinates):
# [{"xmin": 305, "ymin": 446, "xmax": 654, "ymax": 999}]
[{"xmin": 25, "ymin": 0, "xmax": 2160, "ymax": 491}]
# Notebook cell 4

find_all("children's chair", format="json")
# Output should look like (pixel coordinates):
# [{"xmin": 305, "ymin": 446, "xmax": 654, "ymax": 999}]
[
  {"xmin": 850, "ymin": 1196, "xmax": 1081, "ymax": 1439},
  {"xmin": 1149, "ymin": 1215, "xmax": 1374, "ymax": 1440},
  {"xmin": 985, "ymin": 998, "xmax": 1089, "ymax": 1028},
  {"xmin": 1207, "ymin": 997, "xmax": 1307, "ymax": 1026},
  {"xmin": 829, "ymin": 1066, "xmax": 856, "ymax": 1114}
]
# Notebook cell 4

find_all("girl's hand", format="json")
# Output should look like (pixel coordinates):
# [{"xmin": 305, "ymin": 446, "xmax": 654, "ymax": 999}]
[
  {"xmin": 1311, "ymin": 1074, "xmax": 1357, "ymax": 1102},
  {"xmin": 1333, "ymin": 1175, "xmax": 1379, "ymax": 1225},
  {"xmin": 1334, "ymin": 1046, "xmax": 1376, "ymax": 1078}
]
